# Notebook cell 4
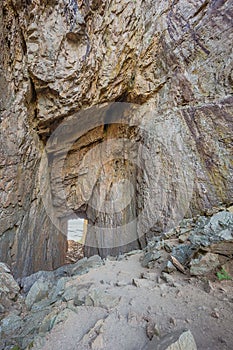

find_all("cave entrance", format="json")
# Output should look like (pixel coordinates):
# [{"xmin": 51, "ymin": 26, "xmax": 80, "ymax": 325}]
[{"xmin": 65, "ymin": 217, "xmax": 88, "ymax": 264}]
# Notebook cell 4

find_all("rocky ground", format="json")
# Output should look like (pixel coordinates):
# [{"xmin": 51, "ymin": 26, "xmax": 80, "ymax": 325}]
[
  {"xmin": 65, "ymin": 241, "xmax": 84, "ymax": 265},
  {"xmin": 0, "ymin": 208, "xmax": 233, "ymax": 350}
]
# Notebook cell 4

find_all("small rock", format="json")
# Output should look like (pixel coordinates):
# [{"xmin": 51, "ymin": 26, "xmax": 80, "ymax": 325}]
[
  {"xmin": 0, "ymin": 304, "xmax": 5, "ymax": 313},
  {"xmin": 190, "ymin": 253, "xmax": 220, "ymax": 276},
  {"xmin": 141, "ymin": 251, "xmax": 161, "ymax": 268},
  {"xmin": 85, "ymin": 289, "xmax": 120, "ymax": 309},
  {"xmin": 62, "ymin": 285, "xmax": 79, "ymax": 302},
  {"xmin": 141, "ymin": 272, "xmax": 159, "ymax": 282},
  {"xmin": 145, "ymin": 329, "xmax": 197, "ymax": 350},
  {"xmin": 25, "ymin": 279, "xmax": 50, "ymax": 309},
  {"xmin": 92, "ymin": 333, "xmax": 104, "ymax": 349},
  {"xmin": 171, "ymin": 244, "xmax": 198, "ymax": 266},
  {"xmin": 179, "ymin": 232, "xmax": 190, "ymax": 243},
  {"xmin": 163, "ymin": 261, "xmax": 176, "ymax": 274},
  {"xmin": 164, "ymin": 242, "xmax": 173, "ymax": 253},
  {"xmin": 202, "ymin": 279, "xmax": 213, "ymax": 293},
  {"xmin": 116, "ymin": 280, "xmax": 128, "ymax": 287},
  {"xmin": 39, "ymin": 309, "xmax": 59, "ymax": 333},
  {"xmin": 169, "ymin": 317, "xmax": 176, "ymax": 326},
  {"xmin": 0, "ymin": 312, "xmax": 22, "ymax": 334},
  {"xmin": 0, "ymin": 270, "xmax": 20, "ymax": 299},
  {"xmin": 125, "ymin": 249, "xmax": 142, "ymax": 256},
  {"xmin": 82, "ymin": 319, "xmax": 105, "ymax": 345},
  {"xmin": 0, "ymin": 262, "xmax": 11, "ymax": 274},
  {"xmin": 211, "ymin": 311, "xmax": 219, "ymax": 319},
  {"xmin": 161, "ymin": 273, "xmax": 175, "ymax": 286},
  {"xmin": 20, "ymin": 270, "xmax": 55, "ymax": 294},
  {"xmin": 73, "ymin": 297, "xmax": 85, "ymax": 306},
  {"xmin": 132, "ymin": 278, "xmax": 155, "ymax": 288},
  {"xmin": 146, "ymin": 320, "xmax": 160, "ymax": 340}
]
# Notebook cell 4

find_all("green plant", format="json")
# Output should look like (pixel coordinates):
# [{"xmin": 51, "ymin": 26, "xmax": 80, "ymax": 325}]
[{"xmin": 216, "ymin": 268, "xmax": 232, "ymax": 281}]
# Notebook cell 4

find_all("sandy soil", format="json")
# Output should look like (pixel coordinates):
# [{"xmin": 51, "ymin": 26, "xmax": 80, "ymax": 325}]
[{"xmin": 32, "ymin": 251, "xmax": 233, "ymax": 350}]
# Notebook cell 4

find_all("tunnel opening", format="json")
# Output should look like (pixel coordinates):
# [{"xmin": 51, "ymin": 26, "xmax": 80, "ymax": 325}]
[{"xmin": 65, "ymin": 217, "xmax": 88, "ymax": 264}]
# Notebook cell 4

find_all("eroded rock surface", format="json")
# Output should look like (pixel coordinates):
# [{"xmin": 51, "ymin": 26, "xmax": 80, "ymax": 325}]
[{"xmin": 0, "ymin": 0, "xmax": 232, "ymax": 277}]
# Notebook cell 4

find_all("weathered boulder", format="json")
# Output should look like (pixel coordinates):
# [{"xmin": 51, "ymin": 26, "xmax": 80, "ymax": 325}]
[
  {"xmin": 189, "ymin": 211, "xmax": 233, "ymax": 251},
  {"xmin": 0, "ymin": 262, "xmax": 20, "ymax": 313},
  {"xmin": 25, "ymin": 279, "xmax": 51, "ymax": 310},
  {"xmin": 190, "ymin": 253, "xmax": 220, "ymax": 276}
]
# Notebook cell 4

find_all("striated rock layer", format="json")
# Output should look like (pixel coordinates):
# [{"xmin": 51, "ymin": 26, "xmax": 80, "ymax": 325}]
[{"xmin": 0, "ymin": 0, "xmax": 232, "ymax": 277}]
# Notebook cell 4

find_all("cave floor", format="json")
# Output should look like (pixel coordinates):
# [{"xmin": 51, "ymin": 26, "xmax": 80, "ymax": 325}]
[{"xmin": 36, "ymin": 252, "xmax": 233, "ymax": 350}]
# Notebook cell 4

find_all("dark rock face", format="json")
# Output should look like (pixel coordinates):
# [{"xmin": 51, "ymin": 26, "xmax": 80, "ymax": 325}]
[{"xmin": 0, "ymin": 0, "xmax": 232, "ymax": 277}]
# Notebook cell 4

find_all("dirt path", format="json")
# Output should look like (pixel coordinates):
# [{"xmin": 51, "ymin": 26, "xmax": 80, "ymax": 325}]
[{"xmin": 33, "ymin": 252, "xmax": 233, "ymax": 350}]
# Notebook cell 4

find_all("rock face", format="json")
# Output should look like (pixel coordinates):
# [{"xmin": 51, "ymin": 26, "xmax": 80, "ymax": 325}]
[{"xmin": 0, "ymin": 0, "xmax": 232, "ymax": 277}]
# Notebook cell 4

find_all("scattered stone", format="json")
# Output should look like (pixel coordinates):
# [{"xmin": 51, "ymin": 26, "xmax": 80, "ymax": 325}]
[
  {"xmin": 163, "ymin": 260, "xmax": 177, "ymax": 274},
  {"xmin": 65, "ymin": 240, "xmax": 84, "ymax": 264},
  {"xmin": 162, "ymin": 229, "xmax": 177, "ymax": 239},
  {"xmin": 85, "ymin": 289, "xmax": 120, "ymax": 309},
  {"xmin": 25, "ymin": 279, "xmax": 50, "ymax": 309},
  {"xmin": 211, "ymin": 310, "xmax": 220, "ymax": 319},
  {"xmin": 132, "ymin": 278, "xmax": 155, "ymax": 288},
  {"xmin": 116, "ymin": 280, "xmax": 129, "ymax": 287},
  {"xmin": 141, "ymin": 272, "xmax": 159, "ymax": 282},
  {"xmin": 0, "ymin": 312, "xmax": 22, "ymax": 334},
  {"xmin": 164, "ymin": 242, "xmax": 173, "ymax": 253},
  {"xmin": 124, "ymin": 250, "xmax": 142, "ymax": 257},
  {"xmin": 201, "ymin": 279, "xmax": 213, "ymax": 293},
  {"xmin": 106, "ymin": 255, "xmax": 118, "ymax": 261},
  {"xmin": 71, "ymin": 255, "xmax": 103, "ymax": 276},
  {"xmin": 0, "ymin": 269, "xmax": 20, "ymax": 299},
  {"xmin": 0, "ymin": 304, "xmax": 5, "ymax": 314},
  {"xmin": 38, "ymin": 308, "xmax": 59, "ymax": 333},
  {"xmin": 141, "ymin": 251, "xmax": 161, "ymax": 268},
  {"xmin": 74, "ymin": 299, "xmax": 84, "ymax": 308},
  {"xmin": 144, "ymin": 329, "xmax": 197, "ymax": 350},
  {"xmin": 20, "ymin": 270, "xmax": 55, "ymax": 294},
  {"xmin": 62, "ymin": 285, "xmax": 80, "ymax": 302},
  {"xmin": 190, "ymin": 253, "xmax": 220, "ymax": 276},
  {"xmin": 81, "ymin": 318, "xmax": 105, "ymax": 345},
  {"xmin": 0, "ymin": 262, "xmax": 11, "ymax": 274},
  {"xmin": 169, "ymin": 256, "xmax": 186, "ymax": 274},
  {"xmin": 171, "ymin": 244, "xmax": 198, "ymax": 266},
  {"xmin": 179, "ymin": 232, "xmax": 190, "ymax": 243},
  {"xmin": 161, "ymin": 273, "xmax": 175, "ymax": 286},
  {"xmin": 146, "ymin": 319, "xmax": 160, "ymax": 340},
  {"xmin": 54, "ymin": 308, "xmax": 75, "ymax": 326},
  {"xmin": 189, "ymin": 211, "xmax": 233, "ymax": 255},
  {"xmin": 92, "ymin": 333, "xmax": 104, "ymax": 349},
  {"xmin": 48, "ymin": 277, "xmax": 67, "ymax": 300},
  {"xmin": 169, "ymin": 317, "xmax": 176, "ymax": 326}
]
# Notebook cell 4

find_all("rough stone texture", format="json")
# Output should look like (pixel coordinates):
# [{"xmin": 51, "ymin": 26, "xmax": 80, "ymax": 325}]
[
  {"xmin": 0, "ymin": 0, "xmax": 232, "ymax": 277},
  {"xmin": 190, "ymin": 252, "xmax": 220, "ymax": 276},
  {"xmin": 0, "ymin": 263, "xmax": 20, "ymax": 314},
  {"xmin": 145, "ymin": 329, "xmax": 197, "ymax": 350}
]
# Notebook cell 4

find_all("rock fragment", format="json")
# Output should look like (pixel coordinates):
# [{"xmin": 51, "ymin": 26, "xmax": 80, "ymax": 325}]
[
  {"xmin": 190, "ymin": 253, "xmax": 220, "ymax": 276},
  {"xmin": 144, "ymin": 329, "xmax": 197, "ymax": 350}
]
